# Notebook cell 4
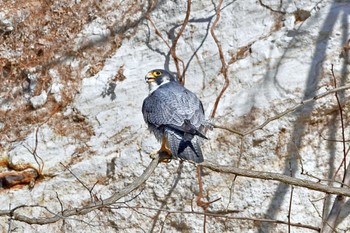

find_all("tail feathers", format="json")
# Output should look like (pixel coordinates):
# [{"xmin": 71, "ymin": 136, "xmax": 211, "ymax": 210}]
[
  {"xmin": 165, "ymin": 128, "xmax": 204, "ymax": 163},
  {"xmin": 165, "ymin": 120, "xmax": 208, "ymax": 140}
]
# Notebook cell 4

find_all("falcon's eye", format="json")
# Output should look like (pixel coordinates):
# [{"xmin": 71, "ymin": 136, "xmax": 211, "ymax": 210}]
[{"xmin": 154, "ymin": 71, "xmax": 162, "ymax": 76}]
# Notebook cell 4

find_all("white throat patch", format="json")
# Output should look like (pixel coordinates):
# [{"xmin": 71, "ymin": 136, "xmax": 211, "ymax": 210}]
[{"xmin": 148, "ymin": 80, "xmax": 170, "ymax": 93}]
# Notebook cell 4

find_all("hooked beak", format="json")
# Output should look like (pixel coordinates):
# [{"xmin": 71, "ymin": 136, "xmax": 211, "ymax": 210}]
[{"xmin": 145, "ymin": 72, "xmax": 156, "ymax": 83}]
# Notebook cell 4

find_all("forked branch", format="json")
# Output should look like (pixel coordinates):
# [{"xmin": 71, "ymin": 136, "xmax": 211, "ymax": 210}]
[
  {"xmin": 0, "ymin": 156, "xmax": 160, "ymax": 224},
  {"xmin": 212, "ymin": 84, "xmax": 350, "ymax": 137}
]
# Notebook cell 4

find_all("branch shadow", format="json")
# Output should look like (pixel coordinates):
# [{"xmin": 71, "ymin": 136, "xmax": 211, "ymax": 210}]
[
  {"xmin": 322, "ymin": 5, "xmax": 349, "ymax": 228},
  {"xmin": 259, "ymin": 2, "xmax": 349, "ymax": 232},
  {"xmin": 144, "ymin": 0, "xmax": 236, "ymax": 80},
  {"xmin": 150, "ymin": 162, "xmax": 183, "ymax": 232}
]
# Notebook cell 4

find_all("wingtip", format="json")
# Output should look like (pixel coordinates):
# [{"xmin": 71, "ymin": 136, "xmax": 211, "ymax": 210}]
[
  {"xmin": 178, "ymin": 138, "xmax": 205, "ymax": 163},
  {"xmin": 197, "ymin": 130, "xmax": 208, "ymax": 140},
  {"xmin": 166, "ymin": 128, "xmax": 205, "ymax": 163}
]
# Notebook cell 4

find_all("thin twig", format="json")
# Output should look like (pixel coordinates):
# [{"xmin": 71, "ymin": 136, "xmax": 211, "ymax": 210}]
[
  {"xmin": 196, "ymin": 166, "xmax": 207, "ymax": 233},
  {"xmin": 210, "ymin": 0, "xmax": 229, "ymax": 119},
  {"xmin": 35, "ymin": 128, "xmax": 44, "ymax": 173},
  {"xmin": 258, "ymin": 0, "xmax": 286, "ymax": 14},
  {"xmin": 319, "ymin": 133, "xmax": 350, "ymax": 143},
  {"xmin": 146, "ymin": 16, "xmax": 171, "ymax": 49},
  {"xmin": 123, "ymin": 203, "xmax": 154, "ymax": 219},
  {"xmin": 7, "ymin": 212, "xmax": 13, "ymax": 233},
  {"xmin": 160, "ymin": 212, "xmax": 170, "ymax": 233},
  {"xmin": 320, "ymin": 65, "xmax": 350, "ymax": 233},
  {"xmin": 331, "ymin": 64, "xmax": 347, "ymax": 184},
  {"xmin": 170, "ymin": 0, "xmax": 191, "ymax": 84},
  {"xmin": 302, "ymin": 172, "xmax": 350, "ymax": 189},
  {"xmin": 60, "ymin": 162, "xmax": 95, "ymax": 201},
  {"xmin": 288, "ymin": 186, "xmax": 294, "ymax": 233},
  {"xmin": 212, "ymin": 84, "xmax": 350, "ymax": 137},
  {"xmin": 55, "ymin": 192, "xmax": 64, "ymax": 214},
  {"xmin": 287, "ymin": 161, "xmax": 294, "ymax": 233},
  {"xmin": 22, "ymin": 127, "xmax": 44, "ymax": 174},
  {"xmin": 113, "ymin": 205, "xmax": 320, "ymax": 231},
  {"xmin": 196, "ymin": 165, "xmax": 221, "ymax": 232},
  {"xmin": 0, "ymin": 156, "xmax": 160, "ymax": 224}
]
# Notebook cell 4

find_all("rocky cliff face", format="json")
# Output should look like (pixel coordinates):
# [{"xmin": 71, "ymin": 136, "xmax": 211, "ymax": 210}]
[{"xmin": 1, "ymin": 0, "xmax": 350, "ymax": 232}]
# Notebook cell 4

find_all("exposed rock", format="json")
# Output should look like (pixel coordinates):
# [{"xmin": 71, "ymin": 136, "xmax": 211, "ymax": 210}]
[
  {"xmin": 0, "ymin": 0, "xmax": 350, "ymax": 232},
  {"xmin": 30, "ymin": 91, "xmax": 47, "ymax": 109}
]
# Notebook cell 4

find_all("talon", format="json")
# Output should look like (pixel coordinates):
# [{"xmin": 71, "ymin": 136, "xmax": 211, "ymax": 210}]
[
  {"xmin": 149, "ymin": 149, "xmax": 172, "ymax": 163},
  {"xmin": 148, "ymin": 136, "xmax": 173, "ymax": 163},
  {"xmin": 149, "ymin": 151, "xmax": 159, "ymax": 159},
  {"xmin": 158, "ymin": 136, "xmax": 173, "ymax": 163},
  {"xmin": 159, "ymin": 149, "xmax": 172, "ymax": 163}
]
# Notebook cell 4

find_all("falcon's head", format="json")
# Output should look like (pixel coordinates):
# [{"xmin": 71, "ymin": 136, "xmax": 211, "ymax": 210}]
[{"xmin": 145, "ymin": 69, "xmax": 176, "ymax": 92}]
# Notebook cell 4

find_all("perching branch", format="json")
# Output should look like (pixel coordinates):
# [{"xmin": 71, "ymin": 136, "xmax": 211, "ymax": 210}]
[
  {"xmin": 0, "ymin": 155, "xmax": 160, "ymax": 225},
  {"xmin": 4, "ymin": 154, "xmax": 350, "ymax": 226},
  {"xmin": 201, "ymin": 160, "xmax": 350, "ymax": 197}
]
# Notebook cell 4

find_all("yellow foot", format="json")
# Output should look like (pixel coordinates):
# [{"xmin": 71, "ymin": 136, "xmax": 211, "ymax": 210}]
[
  {"xmin": 159, "ymin": 149, "xmax": 172, "ymax": 163},
  {"xmin": 149, "ymin": 151, "xmax": 159, "ymax": 159},
  {"xmin": 149, "ymin": 149, "xmax": 172, "ymax": 163}
]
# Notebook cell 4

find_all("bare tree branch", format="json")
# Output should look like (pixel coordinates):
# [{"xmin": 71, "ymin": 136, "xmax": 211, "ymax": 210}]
[
  {"xmin": 170, "ymin": 0, "xmax": 191, "ymax": 84},
  {"xmin": 331, "ymin": 65, "xmax": 348, "ymax": 184},
  {"xmin": 146, "ymin": 0, "xmax": 190, "ymax": 85},
  {"xmin": 201, "ymin": 160, "xmax": 350, "ymax": 197},
  {"xmin": 321, "ymin": 65, "xmax": 350, "ymax": 233},
  {"xmin": 3, "ymin": 155, "xmax": 350, "ymax": 227},
  {"xmin": 60, "ymin": 162, "xmax": 97, "ymax": 202},
  {"xmin": 212, "ymin": 84, "xmax": 350, "ymax": 137},
  {"xmin": 287, "ymin": 161, "xmax": 294, "ymax": 233},
  {"xmin": 0, "ymin": 156, "xmax": 160, "ymax": 225},
  {"xmin": 209, "ymin": 0, "xmax": 229, "ymax": 119},
  {"xmin": 146, "ymin": 16, "xmax": 171, "ymax": 49},
  {"xmin": 194, "ymin": 1, "xmax": 227, "ymax": 227},
  {"xmin": 258, "ymin": 0, "xmax": 286, "ymax": 14},
  {"xmin": 113, "ymin": 205, "xmax": 320, "ymax": 231}
]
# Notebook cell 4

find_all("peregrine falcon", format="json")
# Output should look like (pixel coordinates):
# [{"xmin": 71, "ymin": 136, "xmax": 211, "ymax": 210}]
[{"xmin": 142, "ymin": 69, "xmax": 207, "ymax": 163}]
